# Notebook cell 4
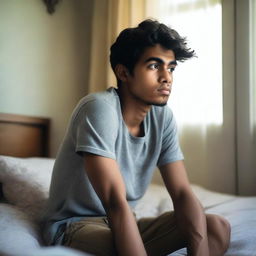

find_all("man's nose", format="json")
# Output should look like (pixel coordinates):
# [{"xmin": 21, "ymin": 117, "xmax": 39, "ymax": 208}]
[{"xmin": 159, "ymin": 69, "xmax": 172, "ymax": 84}]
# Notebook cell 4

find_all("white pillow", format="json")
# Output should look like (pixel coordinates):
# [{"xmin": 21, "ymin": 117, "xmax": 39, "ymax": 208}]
[{"xmin": 0, "ymin": 156, "xmax": 54, "ymax": 220}]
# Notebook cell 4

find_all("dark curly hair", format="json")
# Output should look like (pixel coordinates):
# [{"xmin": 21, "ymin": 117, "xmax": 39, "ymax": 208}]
[{"xmin": 110, "ymin": 19, "xmax": 195, "ymax": 81}]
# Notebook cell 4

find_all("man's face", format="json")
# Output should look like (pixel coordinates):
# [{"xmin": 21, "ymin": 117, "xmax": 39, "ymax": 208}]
[{"xmin": 125, "ymin": 44, "xmax": 176, "ymax": 106}]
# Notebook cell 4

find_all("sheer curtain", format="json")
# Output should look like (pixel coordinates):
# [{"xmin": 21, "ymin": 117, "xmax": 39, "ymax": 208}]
[
  {"xmin": 87, "ymin": 0, "xmax": 255, "ymax": 194},
  {"xmin": 88, "ymin": 0, "xmax": 146, "ymax": 93},
  {"xmin": 234, "ymin": 0, "xmax": 256, "ymax": 195},
  {"xmin": 253, "ymin": 1, "xmax": 256, "ymax": 129},
  {"xmin": 251, "ymin": 0, "xmax": 256, "ymax": 176},
  {"xmin": 146, "ymin": 0, "xmax": 236, "ymax": 194}
]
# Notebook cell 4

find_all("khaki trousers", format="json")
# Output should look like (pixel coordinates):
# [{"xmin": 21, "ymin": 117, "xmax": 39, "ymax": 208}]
[{"xmin": 62, "ymin": 211, "xmax": 186, "ymax": 256}]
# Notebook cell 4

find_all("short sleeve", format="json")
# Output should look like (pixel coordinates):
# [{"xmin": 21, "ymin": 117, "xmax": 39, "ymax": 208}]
[
  {"xmin": 72, "ymin": 99, "xmax": 118, "ymax": 159},
  {"xmin": 157, "ymin": 107, "xmax": 184, "ymax": 167}
]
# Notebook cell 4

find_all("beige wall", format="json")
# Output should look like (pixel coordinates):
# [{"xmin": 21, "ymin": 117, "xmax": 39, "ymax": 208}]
[{"xmin": 0, "ymin": 0, "xmax": 93, "ymax": 156}]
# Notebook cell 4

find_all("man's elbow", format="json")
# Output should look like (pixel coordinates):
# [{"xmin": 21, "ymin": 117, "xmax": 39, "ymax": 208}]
[{"xmin": 102, "ymin": 191, "xmax": 128, "ymax": 214}]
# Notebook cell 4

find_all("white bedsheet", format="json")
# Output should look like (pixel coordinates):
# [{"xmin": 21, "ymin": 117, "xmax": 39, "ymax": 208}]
[
  {"xmin": 0, "ymin": 156, "xmax": 255, "ymax": 256},
  {"xmin": 137, "ymin": 184, "xmax": 256, "ymax": 256},
  {"xmin": 206, "ymin": 197, "xmax": 256, "ymax": 256},
  {"xmin": 0, "ymin": 184, "xmax": 256, "ymax": 256}
]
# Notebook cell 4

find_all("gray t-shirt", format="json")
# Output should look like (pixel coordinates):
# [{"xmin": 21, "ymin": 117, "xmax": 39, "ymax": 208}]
[{"xmin": 42, "ymin": 87, "xmax": 183, "ymax": 245}]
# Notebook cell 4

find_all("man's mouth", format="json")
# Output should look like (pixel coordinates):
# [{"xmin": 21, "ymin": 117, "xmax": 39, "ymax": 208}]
[{"xmin": 157, "ymin": 88, "xmax": 170, "ymax": 96}]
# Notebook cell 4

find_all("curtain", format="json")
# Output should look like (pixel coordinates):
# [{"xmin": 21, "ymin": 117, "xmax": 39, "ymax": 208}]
[
  {"xmin": 146, "ymin": 0, "xmax": 237, "ymax": 194},
  {"xmin": 251, "ymin": 0, "xmax": 256, "ymax": 171},
  {"xmin": 88, "ymin": 0, "xmax": 146, "ymax": 93},
  {"xmin": 234, "ymin": 0, "xmax": 256, "ymax": 195},
  {"xmin": 87, "ymin": 0, "xmax": 255, "ymax": 195}
]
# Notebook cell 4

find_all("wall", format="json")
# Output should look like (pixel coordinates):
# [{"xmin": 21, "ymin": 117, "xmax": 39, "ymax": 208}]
[{"xmin": 0, "ymin": 0, "xmax": 93, "ymax": 156}]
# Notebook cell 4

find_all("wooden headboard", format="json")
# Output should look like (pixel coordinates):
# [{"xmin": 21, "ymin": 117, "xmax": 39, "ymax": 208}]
[{"xmin": 0, "ymin": 113, "xmax": 50, "ymax": 157}]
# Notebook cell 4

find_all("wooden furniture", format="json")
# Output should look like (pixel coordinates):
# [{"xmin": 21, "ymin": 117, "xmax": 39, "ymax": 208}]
[{"xmin": 0, "ymin": 113, "xmax": 50, "ymax": 157}]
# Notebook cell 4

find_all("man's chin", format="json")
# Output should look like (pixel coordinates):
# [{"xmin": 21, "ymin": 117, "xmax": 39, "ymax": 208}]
[
  {"xmin": 146, "ymin": 101, "xmax": 167, "ymax": 107},
  {"xmin": 153, "ymin": 102, "xmax": 167, "ymax": 107}
]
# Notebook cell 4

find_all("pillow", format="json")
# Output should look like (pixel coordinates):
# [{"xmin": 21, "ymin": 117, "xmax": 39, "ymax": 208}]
[{"xmin": 0, "ymin": 156, "xmax": 54, "ymax": 220}]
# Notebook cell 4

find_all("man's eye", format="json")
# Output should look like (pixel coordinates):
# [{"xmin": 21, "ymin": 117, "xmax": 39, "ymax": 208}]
[
  {"xmin": 168, "ymin": 67, "xmax": 175, "ymax": 72},
  {"xmin": 149, "ymin": 63, "xmax": 159, "ymax": 69}
]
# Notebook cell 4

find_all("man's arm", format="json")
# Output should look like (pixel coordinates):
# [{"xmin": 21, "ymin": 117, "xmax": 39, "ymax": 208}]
[
  {"xmin": 84, "ymin": 153, "xmax": 147, "ymax": 256},
  {"xmin": 159, "ymin": 160, "xmax": 209, "ymax": 256}
]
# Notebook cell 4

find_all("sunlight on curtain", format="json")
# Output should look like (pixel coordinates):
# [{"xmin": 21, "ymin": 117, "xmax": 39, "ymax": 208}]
[
  {"xmin": 147, "ymin": 0, "xmax": 223, "ymax": 126},
  {"xmin": 146, "ymin": 0, "xmax": 237, "ymax": 194}
]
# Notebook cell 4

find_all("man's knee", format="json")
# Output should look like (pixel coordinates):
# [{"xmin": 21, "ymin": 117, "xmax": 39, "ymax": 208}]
[{"xmin": 206, "ymin": 214, "xmax": 231, "ymax": 254}]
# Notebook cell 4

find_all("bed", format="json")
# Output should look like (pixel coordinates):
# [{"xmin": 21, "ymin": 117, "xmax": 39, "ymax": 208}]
[{"xmin": 0, "ymin": 113, "xmax": 256, "ymax": 256}]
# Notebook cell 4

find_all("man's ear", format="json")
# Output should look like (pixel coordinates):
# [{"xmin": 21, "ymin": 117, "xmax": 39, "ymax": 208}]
[{"xmin": 115, "ymin": 64, "xmax": 130, "ymax": 82}]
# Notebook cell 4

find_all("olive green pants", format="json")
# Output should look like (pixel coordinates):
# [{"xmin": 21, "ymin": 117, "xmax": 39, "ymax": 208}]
[{"xmin": 62, "ymin": 212, "xmax": 186, "ymax": 256}]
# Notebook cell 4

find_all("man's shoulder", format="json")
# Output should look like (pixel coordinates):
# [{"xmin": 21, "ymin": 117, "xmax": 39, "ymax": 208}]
[
  {"xmin": 68, "ymin": 88, "xmax": 120, "ymax": 127},
  {"xmin": 75, "ymin": 87, "xmax": 120, "ymax": 113},
  {"xmin": 80, "ymin": 87, "xmax": 118, "ymax": 105}
]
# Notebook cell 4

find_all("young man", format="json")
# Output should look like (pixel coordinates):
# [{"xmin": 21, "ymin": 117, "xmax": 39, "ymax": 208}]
[{"xmin": 42, "ymin": 20, "xmax": 230, "ymax": 256}]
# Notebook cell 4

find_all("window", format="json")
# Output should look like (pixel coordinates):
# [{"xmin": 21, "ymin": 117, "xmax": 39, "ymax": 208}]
[{"xmin": 146, "ymin": 0, "xmax": 223, "ymax": 125}]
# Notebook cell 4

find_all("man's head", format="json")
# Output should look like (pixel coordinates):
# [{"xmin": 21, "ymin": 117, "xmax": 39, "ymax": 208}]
[{"xmin": 110, "ymin": 19, "xmax": 195, "ymax": 86}]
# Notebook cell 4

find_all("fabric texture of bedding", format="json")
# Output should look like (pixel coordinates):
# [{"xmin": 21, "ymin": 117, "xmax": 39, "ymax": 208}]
[
  {"xmin": 0, "ymin": 155, "xmax": 256, "ymax": 256},
  {"xmin": 0, "ymin": 156, "xmax": 54, "ymax": 220}
]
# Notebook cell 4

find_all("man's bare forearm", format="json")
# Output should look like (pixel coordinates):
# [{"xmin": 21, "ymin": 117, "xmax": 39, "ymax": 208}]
[
  {"xmin": 106, "ymin": 200, "xmax": 147, "ymax": 256},
  {"xmin": 84, "ymin": 155, "xmax": 147, "ymax": 255},
  {"xmin": 174, "ymin": 191, "xmax": 209, "ymax": 256},
  {"xmin": 160, "ymin": 162, "xmax": 210, "ymax": 256}
]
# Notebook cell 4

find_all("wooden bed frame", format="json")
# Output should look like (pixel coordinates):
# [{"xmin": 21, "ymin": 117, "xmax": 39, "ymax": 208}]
[
  {"xmin": 0, "ymin": 113, "xmax": 50, "ymax": 157},
  {"xmin": 0, "ymin": 113, "xmax": 50, "ymax": 199}
]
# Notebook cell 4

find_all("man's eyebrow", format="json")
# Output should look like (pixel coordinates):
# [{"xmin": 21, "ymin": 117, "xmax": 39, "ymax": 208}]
[{"xmin": 144, "ymin": 57, "xmax": 177, "ymax": 66}]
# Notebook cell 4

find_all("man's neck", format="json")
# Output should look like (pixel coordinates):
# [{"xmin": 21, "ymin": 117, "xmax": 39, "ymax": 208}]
[{"xmin": 116, "ymin": 87, "xmax": 151, "ymax": 137}]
